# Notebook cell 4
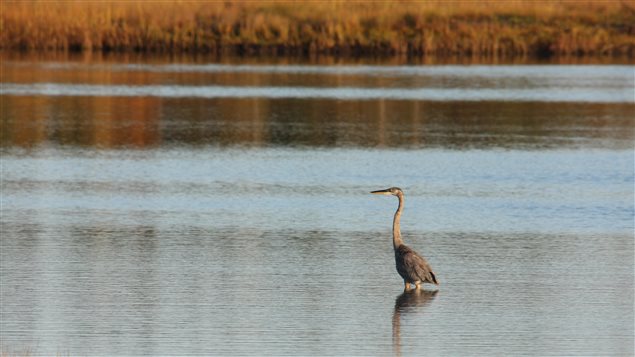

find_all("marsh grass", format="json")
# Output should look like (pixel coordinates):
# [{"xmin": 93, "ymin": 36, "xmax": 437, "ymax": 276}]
[{"xmin": 1, "ymin": 1, "xmax": 634, "ymax": 57}]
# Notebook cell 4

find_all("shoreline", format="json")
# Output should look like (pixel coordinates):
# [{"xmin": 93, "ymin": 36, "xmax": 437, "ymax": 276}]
[{"xmin": 2, "ymin": 50, "xmax": 633, "ymax": 66}]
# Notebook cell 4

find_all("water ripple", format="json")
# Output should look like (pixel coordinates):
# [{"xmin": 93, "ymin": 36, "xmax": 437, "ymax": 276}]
[
  {"xmin": 1, "ymin": 83, "xmax": 631, "ymax": 102},
  {"xmin": 9, "ymin": 62, "xmax": 634, "ymax": 79}
]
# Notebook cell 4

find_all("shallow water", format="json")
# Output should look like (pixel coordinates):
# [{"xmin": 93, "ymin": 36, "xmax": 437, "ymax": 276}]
[{"xmin": 1, "ymin": 55, "xmax": 634, "ymax": 356}]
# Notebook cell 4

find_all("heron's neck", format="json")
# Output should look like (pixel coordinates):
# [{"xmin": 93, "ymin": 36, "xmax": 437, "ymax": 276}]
[{"xmin": 393, "ymin": 193, "xmax": 404, "ymax": 249}]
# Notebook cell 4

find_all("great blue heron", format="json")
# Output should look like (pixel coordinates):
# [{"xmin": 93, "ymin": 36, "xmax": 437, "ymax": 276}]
[{"xmin": 371, "ymin": 187, "xmax": 439, "ymax": 290}]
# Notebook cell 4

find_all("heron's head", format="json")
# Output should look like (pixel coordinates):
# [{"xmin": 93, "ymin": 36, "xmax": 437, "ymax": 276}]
[{"xmin": 370, "ymin": 187, "xmax": 403, "ymax": 196}]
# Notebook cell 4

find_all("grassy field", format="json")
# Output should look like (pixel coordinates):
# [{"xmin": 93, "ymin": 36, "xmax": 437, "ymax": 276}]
[{"xmin": 1, "ymin": 1, "xmax": 634, "ymax": 57}]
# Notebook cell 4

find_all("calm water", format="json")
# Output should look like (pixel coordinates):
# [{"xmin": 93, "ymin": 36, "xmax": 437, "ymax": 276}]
[{"xmin": 1, "ymin": 54, "xmax": 634, "ymax": 356}]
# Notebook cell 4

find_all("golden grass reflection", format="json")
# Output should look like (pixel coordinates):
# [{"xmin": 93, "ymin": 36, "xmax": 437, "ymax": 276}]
[{"xmin": 2, "ymin": 96, "xmax": 633, "ymax": 150}]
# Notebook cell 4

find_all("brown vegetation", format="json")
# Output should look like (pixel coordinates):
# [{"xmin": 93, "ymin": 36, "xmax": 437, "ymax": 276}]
[{"xmin": 1, "ymin": 1, "xmax": 635, "ymax": 57}]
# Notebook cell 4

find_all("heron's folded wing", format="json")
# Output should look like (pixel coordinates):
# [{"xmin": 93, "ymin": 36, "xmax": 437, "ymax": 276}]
[{"xmin": 403, "ymin": 250, "xmax": 438, "ymax": 285}]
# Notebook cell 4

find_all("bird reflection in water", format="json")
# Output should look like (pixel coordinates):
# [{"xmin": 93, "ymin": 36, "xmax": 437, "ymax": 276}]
[{"xmin": 392, "ymin": 289, "xmax": 439, "ymax": 357}]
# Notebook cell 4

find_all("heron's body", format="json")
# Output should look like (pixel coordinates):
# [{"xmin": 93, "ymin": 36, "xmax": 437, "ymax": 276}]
[
  {"xmin": 372, "ymin": 187, "xmax": 439, "ymax": 290},
  {"xmin": 395, "ymin": 244, "xmax": 438, "ymax": 289}
]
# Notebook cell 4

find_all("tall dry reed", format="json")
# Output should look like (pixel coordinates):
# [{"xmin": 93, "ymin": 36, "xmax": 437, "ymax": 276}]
[{"xmin": 1, "ymin": 1, "xmax": 634, "ymax": 56}]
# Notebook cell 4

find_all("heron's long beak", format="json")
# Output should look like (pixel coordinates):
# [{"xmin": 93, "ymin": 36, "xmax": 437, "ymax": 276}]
[{"xmin": 370, "ymin": 189, "xmax": 392, "ymax": 195}]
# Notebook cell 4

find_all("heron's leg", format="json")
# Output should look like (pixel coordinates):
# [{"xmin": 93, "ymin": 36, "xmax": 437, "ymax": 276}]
[
  {"xmin": 414, "ymin": 282, "xmax": 421, "ymax": 290},
  {"xmin": 404, "ymin": 281, "xmax": 411, "ymax": 290}
]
